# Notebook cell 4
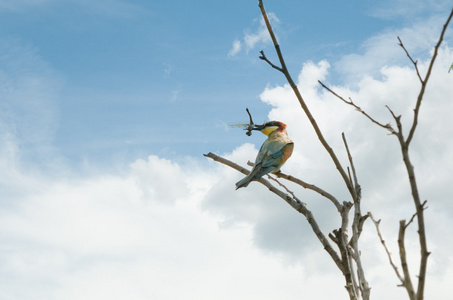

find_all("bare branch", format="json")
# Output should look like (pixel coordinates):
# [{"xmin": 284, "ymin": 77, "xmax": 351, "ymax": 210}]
[
  {"xmin": 404, "ymin": 200, "xmax": 428, "ymax": 230},
  {"xmin": 398, "ymin": 220, "xmax": 416, "ymax": 300},
  {"xmin": 319, "ymin": 80, "xmax": 395, "ymax": 133},
  {"xmin": 247, "ymin": 161, "xmax": 342, "ymax": 212},
  {"xmin": 406, "ymin": 8, "xmax": 453, "ymax": 147},
  {"xmin": 386, "ymin": 105, "xmax": 405, "ymax": 141},
  {"xmin": 266, "ymin": 174, "xmax": 301, "ymax": 203},
  {"xmin": 259, "ymin": 50, "xmax": 283, "ymax": 72},
  {"xmin": 342, "ymin": 133, "xmax": 370, "ymax": 299},
  {"xmin": 368, "ymin": 213, "xmax": 404, "ymax": 284},
  {"xmin": 338, "ymin": 202, "xmax": 360, "ymax": 299},
  {"xmin": 204, "ymin": 152, "xmax": 344, "ymax": 271},
  {"xmin": 398, "ymin": 36, "xmax": 423, "ymax": 84},
  {"xmin": 395, "ymin": 12, "xmax": 453, "ymax": 299},
  {"xmin": 258, "ymin": 0, "xmax": 356, "ymax": 201},
  {"xmin": 342, "ymin": 133, "xmax": 360, "ymax": 202},
  {"xmin": 258, "ymin": 0, "xmax": 288, "ymax": 73}
]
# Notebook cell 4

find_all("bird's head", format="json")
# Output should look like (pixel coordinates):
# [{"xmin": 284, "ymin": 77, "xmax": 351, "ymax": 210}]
[{"xmin": 252, "ymin": 121, "xmax": 287, "ymax": 136}]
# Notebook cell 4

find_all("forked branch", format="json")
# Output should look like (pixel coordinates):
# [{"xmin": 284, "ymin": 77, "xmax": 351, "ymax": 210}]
[
  {"xmin": 368, "ymin": 213, "xmax": 404, "ymax": 283},
  {"xmin": 203, "ymin": 152, "xmax": 344, "ymax": 272},
  {"xmin": 257, "ymin": 0, "xmax": 356, "ymax": 203},
  {"xmin": 318, "ymin": 80, "xmax": 395, "ymax": 134},
  {"xmin": 246, "ymin": 161, "xmax": 342, "ymax": 212},
  {"xmin": 318, "ymin": 8, "xmax": 452, "ymax": 300},
  {"xmin": 405, "ymin": 8, "xmax": 453, "ymax": 147}
]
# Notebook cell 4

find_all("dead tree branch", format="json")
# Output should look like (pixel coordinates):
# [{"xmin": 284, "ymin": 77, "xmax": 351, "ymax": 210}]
[
  {"xmin": 203, "ymin": 152, "xmax": 344, "ymax": 272},
  {"xmin": 394, "ymin": 13, "xmax": 453, "ymax": 295},
  {"xmin": 397, "ymin": 36, "xmax": 423, "ymax": 84},
  {"xmin": 246, "ymin": 161, "xmax": 342, "ymax": 212},
  {"xmin": 368, "ymin": 213, "xmax": 404, "ymax": 283},
  {"xmin": 398, "ymin": 220, "xmax": 416, "ymax": 300},
  {"xmin": 405, "ymin": 8, "xmax": 453, "ymax": 147},
  {"xmin": 318, "ymin": 81, "xmax": 395, "ymax": 133},
  {"xmin": 343, "ymin": 133, "xmax": 370, "ymax": 299},
  {"xmin": 258, "ymin": 0, "xmax": 356, "ymax": 203},
  {"xmin": 256, "ymin": 1, "xmax": 370, "ymax": 298},
  {"xmin": 317, "ymin": 8, "xmax": 452, "ymax": 300}
]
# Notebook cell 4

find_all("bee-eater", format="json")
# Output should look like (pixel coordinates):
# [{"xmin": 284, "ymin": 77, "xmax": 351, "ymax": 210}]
[{"xmin": 236, "ymin": 121, "xmax": 294, "ymax": 189}]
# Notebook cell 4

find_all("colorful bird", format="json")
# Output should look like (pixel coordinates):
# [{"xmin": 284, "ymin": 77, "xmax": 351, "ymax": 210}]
[{"xmin": 236, "ymin": 121, "xmax": 294, "ymax": 189}]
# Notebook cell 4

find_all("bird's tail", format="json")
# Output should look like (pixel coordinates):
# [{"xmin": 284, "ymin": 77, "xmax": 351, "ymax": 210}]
[
  {"xmin": 235, "ymin": 173, "xmax": 254, "ymax": 190},
  {"xmin": 235, "ymin": 166, "xmax": 275, "ymax": 190}
]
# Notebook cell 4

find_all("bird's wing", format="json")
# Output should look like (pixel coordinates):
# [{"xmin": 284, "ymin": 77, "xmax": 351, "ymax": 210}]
[
  {"xmin": 254, "ymin": 139, "xmax": 283, "ymax": 165},
  {"xmin": 261, "ymin": 142, "xmax": 294, "ymax": 168}
]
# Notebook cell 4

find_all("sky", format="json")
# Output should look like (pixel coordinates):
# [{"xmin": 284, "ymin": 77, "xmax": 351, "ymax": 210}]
[{"xmin": 0, "ymin": 0, "xmax": 453, "ymax": 299}]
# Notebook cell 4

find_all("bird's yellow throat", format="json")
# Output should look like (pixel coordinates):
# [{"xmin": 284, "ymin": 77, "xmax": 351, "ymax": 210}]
[{"xmin": 260, "ymin": 126, "xmax": 279, "ymax": 136}]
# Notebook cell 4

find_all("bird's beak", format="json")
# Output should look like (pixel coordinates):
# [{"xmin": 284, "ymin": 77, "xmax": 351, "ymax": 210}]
[{"xmin": 252, "ymin": 124, "xmax": 265, "ymax": 131}]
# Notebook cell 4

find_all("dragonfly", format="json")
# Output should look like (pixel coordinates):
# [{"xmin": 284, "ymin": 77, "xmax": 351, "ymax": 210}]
[{"xmin": 229, "ymin": 108, "xmax": 256, "ymax": 136}]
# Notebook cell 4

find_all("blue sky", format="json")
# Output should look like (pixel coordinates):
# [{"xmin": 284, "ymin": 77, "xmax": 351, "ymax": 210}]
[
  {"xmin": 1, "ymin": 0, "xmax": 453, "ymax": 299},
  {"xmin": 0, "ymin": 0, "xmax": 418, "ymax": 165}
]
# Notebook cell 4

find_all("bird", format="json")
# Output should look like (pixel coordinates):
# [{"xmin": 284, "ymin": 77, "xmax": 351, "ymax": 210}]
[{"xmin": 236, "ymin": 121, "xmax": 294, "ymax": 189}]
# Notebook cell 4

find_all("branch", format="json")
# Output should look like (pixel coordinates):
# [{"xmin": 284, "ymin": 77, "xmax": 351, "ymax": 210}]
[
  {"xmin": 405, "ymin": 8, "xmax": 453, "ymax": 147},
  {"xmin": 342, "ymin": 133, "xmax": 360, "ymax": 202},
  {"xmin": 246, "ymin": 161, "xmax": 342, "ymax": 212},
  {"xmin": 398, "ymin": 220, "xmax": 416, "ymax": 300},
  {"xmin": 259, "ymin": 50, "xmax": 283, "ymax": 72},
  {"xmin": 368, "ymin": 213, "xmax": 404, "ymax": 284},
  {"xmin": 404, "ymin": 200, "xmax": 428, "ymax": 230},
  {"xmin": 204, "ymin": 152, "xmax": 344, "ymax": 271},
  {"xmin": 343, "ymin": 133, "xmax": 370, "ymax": 299},
  {"xmin": 258, "ymin": 0, "xmax": 356, "ymax": 201},
  {"xmin": 339, "ymin": 202, "xmax": 360, "ymax": 299},
  {"xmin": 392, "ymin": 11, "xmax": 453, "ymax": 298},
  {"xmin": 258, "ymin": 0, "xmax": 288, "ymax": 73},
  {"xmin": 319, "ymin": 80, "xmax": 396, "ymax": 134},
  {"xmin": 397, "ymin": 36, "xmax": 423, "ymax": 84}
]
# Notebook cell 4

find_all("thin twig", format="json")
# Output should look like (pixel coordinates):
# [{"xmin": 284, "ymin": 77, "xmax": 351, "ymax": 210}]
[
  {"xmin": 204, "ymin": 152, "xmax": 344, "ymax": 272},
  {"xmin": 405, "ymin": 8, "xmax": 453, "ymax": 147},
  {"xmin": 258, "ymin": 0, "xmax": 356, "ymax": 202},
  {"xmin": 266, "ymin": 174, "xmax": 302, "ymax": 204},
  {"xmin": 404, "ymin": 200, "xmax": 428, "ymax": 229},
  {"xmin": 397, "ymin": 36, "xmax": 423, "ymax": 84},
  {"xmin": 319, "ymin": 81, "xmax": 395, "ymax": 133},
  {"xmin": 247, "ymin": 161, "xmax": 342, "ymax": 212},
  {"xmin": 343, "ymin": 133, "xmax": 370, "ymax": 299},
  {"xmin": 368, "ymin": 213, "xmax": 404, "ymax": 283},
  {"xmin": 398, "ymin": 220, "xmax": 416, "ymax": 300},
  {"xmin": 259, "ymin": 50, "xmax": 283, "ymax": 72},
  {"xmin": 342, "ymin": 133, "xmax": 360, "ymax": 203},
  {"xmin": 394, "ymin": 11, "xmax": 453, "ymax": 299}
]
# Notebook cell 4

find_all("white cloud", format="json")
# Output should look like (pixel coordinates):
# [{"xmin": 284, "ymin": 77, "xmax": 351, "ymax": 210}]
[
  {"xmin": 0, "ymin": 150, "xmax": 339, "ymax": 299},
  {"xmin": 229, "ymin": 13, "xmax": 279, "ymax": 57},
  {"xmin": 335, "ymin": 14, "xmax": 453, "ymax": 83},
  {"xmin": 250, "ymin": 42, "xmax": 453, "ymax": 298},
  {"xmin": 1, "ymin": 6, "xmax": 453, "ymax": 300},
  {"xmin": 228, "ymin": 39, "xmax": 242, "ymax": 57},
  {"xmin": 244, "ymin": 13, "xmax": 279, "ymax": 51}
]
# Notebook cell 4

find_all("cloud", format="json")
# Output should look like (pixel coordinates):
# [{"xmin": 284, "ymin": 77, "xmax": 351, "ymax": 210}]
[
  {"xmin": 209, "ymin": 40, "xmax": 453, "ymax": 297},
  {"xmin": 228, "ymin": 39, "xmax": 242, "ymax": 57},
  {"xmin": 1, "ymin": 6, "xmax": 453, "ymax": 299},
  {"xmin": 334, "ymin": 14, "xmax": 453, "ymax": 84},
  {"xmin": 0, "ymin": 38, "xmax": 63, "ymax": 167},
  {"xmin": 0, "ymin": 148, "xmax": 338, "ymax": 299},
  {"xmin": 228, "ymin": 13, "xmax": 279, "ymax": 57}
]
